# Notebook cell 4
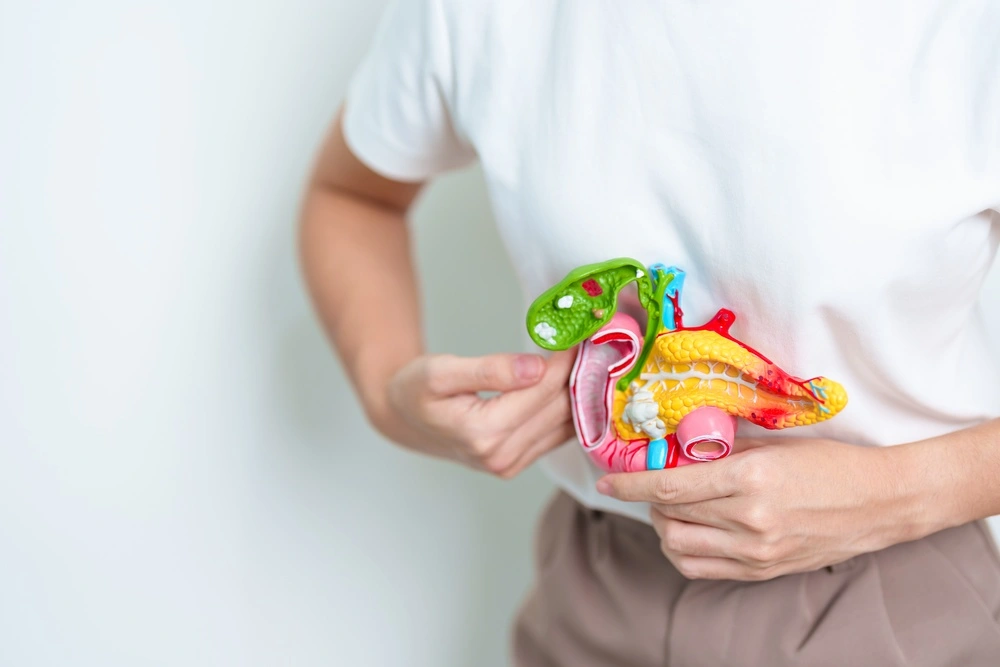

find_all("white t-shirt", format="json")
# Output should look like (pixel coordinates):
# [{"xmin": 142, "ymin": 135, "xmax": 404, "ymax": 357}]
[{"xmin": 344, "ymin": 0, "xmax": 1000, "ymax": 524}]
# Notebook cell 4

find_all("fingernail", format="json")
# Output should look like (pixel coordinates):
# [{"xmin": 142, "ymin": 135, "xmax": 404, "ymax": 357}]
[
  {"xmin": 596, "ymin": 478, "xmax": 612, "ymax": 495},
  {"xmin": 514, "ymin": 355, "xmax": 543, "ymax": 381}
]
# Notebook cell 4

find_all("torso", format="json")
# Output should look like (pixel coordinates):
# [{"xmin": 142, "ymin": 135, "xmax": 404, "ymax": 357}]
[{"xmin": 441, "ymin": 0, "xmax": 1000, "ymax": 520}]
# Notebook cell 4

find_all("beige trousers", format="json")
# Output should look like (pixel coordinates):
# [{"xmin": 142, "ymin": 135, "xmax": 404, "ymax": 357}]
[{"xmin": 513, "ymin": 492, "xmax": 1000, "ymax": 666}]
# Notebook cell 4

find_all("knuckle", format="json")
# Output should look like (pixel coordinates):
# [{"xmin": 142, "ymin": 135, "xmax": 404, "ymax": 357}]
[
  {"xmin": 654, "ymin": 476, "xmax": 678, "ymax": 502},
  {"xmin": 747, "ymin": 543, "xmax": 775, "ymax": 564},
  {"xmin": 741, "ymin": 503, "xmax": 774, "ymax": 533},
  {"xmin": 475, "ymin": 360, "xmax": 503, "ymax": 387},
  {"xmin": 662, "ymin": 531, "xmax": 685, "ymax": 553},
  {"xmin": 468, "ymin": 432, "xmax": 500, "ymax": 457},
  {"xmin": 734, "ymin": 455, "xmax": 770, "ymax": 492},
  {"xmin": 481, "ymin": 451, "xmax": 515, "ymax": 477},
  {"xmin": 743, "ymin": 539, "xmax": 780, "ymax": 565},
  {"xmin": 481, "ymin": 455, "xmax": 506, "ymax": 476},
  {"xmin": 674, "ymin": 557, "xmax": 702, "ymax": 580},
  {"xmin": 495, "ymin": 466, "xmax": 519, "ymax": 480}
]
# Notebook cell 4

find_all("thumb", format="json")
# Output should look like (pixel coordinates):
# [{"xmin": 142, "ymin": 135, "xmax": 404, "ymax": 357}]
[{"xmin": 427, "ymin": 353, "xmax": 546, "ymax": 396}]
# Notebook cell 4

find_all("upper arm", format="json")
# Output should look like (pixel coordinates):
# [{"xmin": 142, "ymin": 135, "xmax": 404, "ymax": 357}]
[
  {"xmin": 308, "ymin": 109, "xmax": 424, "ymax": 214},
  {"xmin": 308, "ymin": 0, "xmax": 475, "ymax": 214}
]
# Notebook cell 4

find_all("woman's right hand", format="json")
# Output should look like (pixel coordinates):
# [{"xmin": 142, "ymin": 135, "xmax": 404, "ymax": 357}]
[
  {"xmin": 301, "ymin": 112, "xmax": 575, "ymax": 478},
  {"xmin": 371, "ymin": 351, "xmax": 578, "ymax": 478}
]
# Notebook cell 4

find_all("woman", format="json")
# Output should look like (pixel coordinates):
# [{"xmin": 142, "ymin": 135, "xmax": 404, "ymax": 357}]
[{"xmin": 300, "ymin": 1, "xmax": 1000, "ymax": 664}]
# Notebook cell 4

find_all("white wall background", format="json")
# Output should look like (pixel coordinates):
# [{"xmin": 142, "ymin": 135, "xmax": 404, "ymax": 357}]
[{"xmin": 0, "ymin": 2, "xmax": 998, "ymax": 666}]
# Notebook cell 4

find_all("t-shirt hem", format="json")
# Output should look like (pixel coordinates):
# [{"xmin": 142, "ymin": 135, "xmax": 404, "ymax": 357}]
[{"xmin": 537, "ymin": 444, "xmax": 654, "ymax": 525}]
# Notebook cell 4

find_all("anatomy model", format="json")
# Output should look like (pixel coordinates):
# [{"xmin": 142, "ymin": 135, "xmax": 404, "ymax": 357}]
[{"xmin": 526, "ymin": 259, "xmax": 848, "ymax": 473}]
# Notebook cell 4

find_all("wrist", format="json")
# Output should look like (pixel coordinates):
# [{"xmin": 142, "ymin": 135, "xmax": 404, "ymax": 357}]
[
  {"xmin": 881, "ymin": 440, "xmax": 959, "ymax": 542},
  {"xmin": 360, "ymin": 378, "xmax": 393, "ymax": 435},
  {"xmin": 353, "ymin": 346, "xmax": 421, "ymax": 438},
  {"xmin": 356, "ymin": 363, "xmax": 401, "ymax": 434}
]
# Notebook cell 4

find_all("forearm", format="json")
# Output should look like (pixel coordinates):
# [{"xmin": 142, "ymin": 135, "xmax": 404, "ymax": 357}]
[
  {"xmin": 299, "ymin": 183, "xmax": 423, "ymax": 424},
  {"xmin": 892, "ymin": 417, "xmax": 1000, "ymax": 536}
]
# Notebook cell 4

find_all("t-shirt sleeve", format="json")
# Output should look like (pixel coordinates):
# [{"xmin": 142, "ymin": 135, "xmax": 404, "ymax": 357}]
[{"xmin": 342, "ymin": 0, "xmax": 476, "ymax": 182}]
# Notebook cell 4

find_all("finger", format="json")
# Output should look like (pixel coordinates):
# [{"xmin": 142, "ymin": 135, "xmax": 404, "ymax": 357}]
[
  {"xmin": 427, "ymin": 353, "xmax": 546, "ymax": 396},
  {"xmin": 495, "ymin": 417, "xmax": 576, "ymax": 479},
  {"xmin": 502, "ymin": 382, "xmax": 571, "ymax": 446},
  {"xmin": 663, "ymin": 554, "xmax": 764, "ymax": 581},
  {"xmin": 486, "ymin": 390, "xmax": 574, "ymax": 477},
  {"xmin": 597, "ymin": 463, "xmax": 736, "ymax": 505},
  {"xmin": 649, "ymin": 512, "xmax": 736, "ymax": 559},
  {"xmin": 482, "ymin": 350, "xmax": 576, "ymax": 421},
  {"xmin": 651, "ymin": 499, "xmax": 737, "ymax": 530}
]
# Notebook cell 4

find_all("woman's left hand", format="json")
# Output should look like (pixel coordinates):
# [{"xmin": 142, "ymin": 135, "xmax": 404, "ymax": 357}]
[{"xmin": 596, "ymin": 438, "xmax": 937, "ymax": 581}]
